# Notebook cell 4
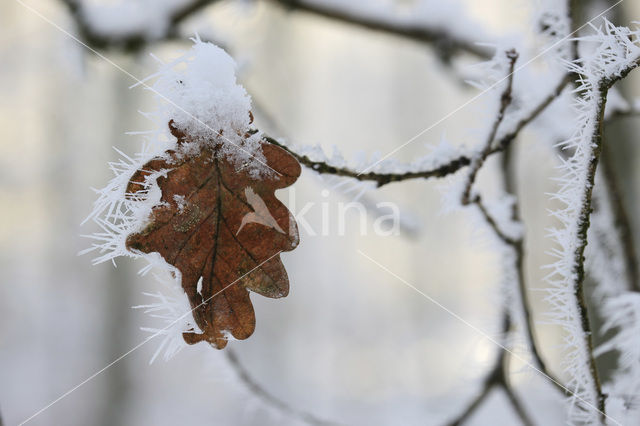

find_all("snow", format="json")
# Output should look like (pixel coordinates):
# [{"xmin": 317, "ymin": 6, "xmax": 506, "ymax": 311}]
[
  {"xmin": 136, "ymin": 38, "xmax": 268, "ymax": 175},
  {"xmin": 134, "ymin": 271, "xmax": 199, "ymax": 364}
]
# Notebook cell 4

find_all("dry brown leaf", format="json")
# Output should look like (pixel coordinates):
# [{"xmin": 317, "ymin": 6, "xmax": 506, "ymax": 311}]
[{"xmin": 126, "ymin": 122, "xmax": 300, "ymax": 349}]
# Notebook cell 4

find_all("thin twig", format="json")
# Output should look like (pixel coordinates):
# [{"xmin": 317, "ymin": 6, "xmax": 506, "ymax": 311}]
[
  {"xmin": 472, "ymin": 195, "xmax": 518, "ymax": 245},
  {"xmin": 225, "ymin": 348, "xmax": 340, "ymax": 426},
  {"xmin": 462, "ymin": 49, "xmax": 518, "ymax": 206},
  {"xmin": 489, "ymin": 74, "xmax": 571, "ymax": 155}
]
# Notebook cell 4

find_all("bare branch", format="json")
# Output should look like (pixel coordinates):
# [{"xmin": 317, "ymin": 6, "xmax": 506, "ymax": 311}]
[{"xmin": 225, "ymin": 348, "xmax": 340, "ymax": 426}]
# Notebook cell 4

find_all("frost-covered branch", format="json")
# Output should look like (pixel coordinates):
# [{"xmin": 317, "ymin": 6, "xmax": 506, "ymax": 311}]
[
  {"xmin": 225, "ymin": 349, "xmax": 340, "ymax": 426},
  {"xmin": 545, "ymin": 21, "xmax": 640, "ymax": 423},
  {"xmin": 447, "ymin": 50, "xmax": 580, "ymax": 425},
  {"xmin": 447, "ymin": 52, "xmax": 567, "ymax": 422},
  {"xmin": 263, "ymin": 68, "xmax": 571, "ymax": 189},
  {"xmin": 461, "ymin": 49, "xmax": 518, "ymax": 206},
  {"xmin": 264, "ymin": 135, "xmax": 472, "ymax": 187},
  {"xmin": 489, "ymin": 73, "xmax": 571, "ymax": 155},
  {"xmin": 268, "ymin": 0, "xmax": 492, "ymax": 61}
]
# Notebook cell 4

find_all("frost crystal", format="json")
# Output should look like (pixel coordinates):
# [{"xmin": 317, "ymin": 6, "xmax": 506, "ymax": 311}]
[{"xmin": 134, "ymin": 272, "xmax": 199, "ymax": 364}]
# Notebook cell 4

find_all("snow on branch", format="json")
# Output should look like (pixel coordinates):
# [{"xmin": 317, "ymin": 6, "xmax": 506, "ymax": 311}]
[
  {"xmin": 544, "ymin": 20, "xmax": 640, "ymax": 424},
  {"xmin": 60, "ymin": 0, "xmax": 223, "ymax": 51},
  {"xmin": 268, "ymin": 0, "xmax": 493, "ymax": 60},
  {"xmin": 60, "ymin": 0, "xmax": 492, "ymax": 61}
]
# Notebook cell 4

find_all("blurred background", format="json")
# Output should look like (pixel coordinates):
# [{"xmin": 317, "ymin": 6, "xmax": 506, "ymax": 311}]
[{"xmin": 1, "ymin": 0, "xmax": 640, "ymax": 425}]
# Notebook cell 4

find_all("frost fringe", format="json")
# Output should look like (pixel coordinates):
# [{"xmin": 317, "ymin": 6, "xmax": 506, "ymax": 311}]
[{"xmin": 544, "ymin": 20, "xmax": 640, "ymax": 424}]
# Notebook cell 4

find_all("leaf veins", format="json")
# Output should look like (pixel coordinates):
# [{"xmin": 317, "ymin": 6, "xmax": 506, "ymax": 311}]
[{"xmin": 126, "ymin": 122, "xmax": 301, "ymax": 349}]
